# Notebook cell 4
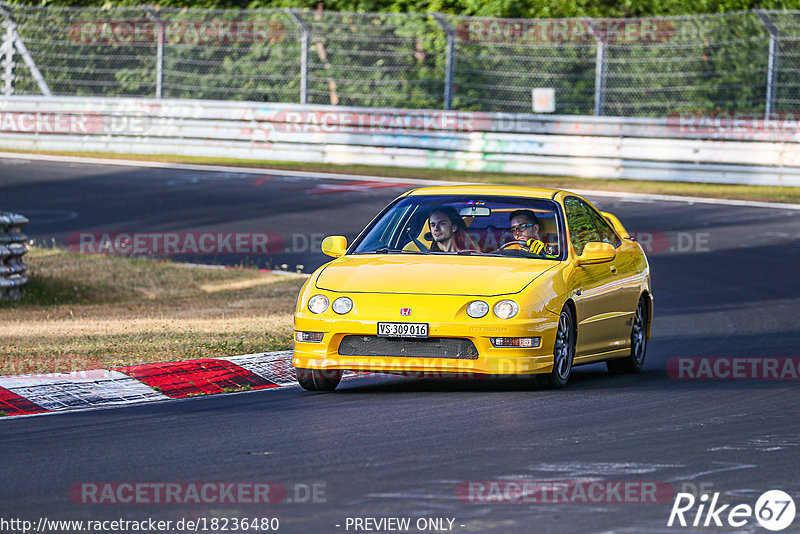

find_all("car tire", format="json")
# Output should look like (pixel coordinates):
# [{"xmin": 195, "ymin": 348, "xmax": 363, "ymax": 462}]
[
  {"xmin": 535, "ymin": 306, "xmax": 575, "ymax": 389},
  {"xmin": 607, "ymin": 296, "xmax": 648, "ymax": 374},
  {"xmin": 295, "ymin": 367, "xmax": 342, "ymax": 391}
]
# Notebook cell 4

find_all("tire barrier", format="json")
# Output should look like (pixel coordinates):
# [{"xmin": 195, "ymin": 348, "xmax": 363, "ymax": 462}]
[{"xmin": 0, "ymin": 211, "xmax": 29, "ymax": 300}]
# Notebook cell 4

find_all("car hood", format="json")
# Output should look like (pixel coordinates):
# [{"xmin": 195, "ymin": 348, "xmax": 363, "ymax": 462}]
[{"xmin": 315, "ymin": 254, "xmax": 558, "ymax": 296}]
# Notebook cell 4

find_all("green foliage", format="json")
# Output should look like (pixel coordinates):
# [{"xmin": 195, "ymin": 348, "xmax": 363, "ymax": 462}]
[
  {"xmin": 8, "ymin": 0, "xmax": 800, "ymax": 17},
  {"xmin": 4, "ymin": 1, "xmax": 799, "ymax": 115}
]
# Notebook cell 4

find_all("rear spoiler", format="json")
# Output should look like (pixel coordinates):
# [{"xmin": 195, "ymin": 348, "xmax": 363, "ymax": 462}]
[{"xmin": 601, "ymin": 211, "xmax": 631, "ymax": 239}]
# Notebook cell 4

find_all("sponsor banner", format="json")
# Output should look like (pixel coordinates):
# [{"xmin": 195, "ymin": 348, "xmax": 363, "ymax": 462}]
[
  {"xmin": 67, "ymin": 232, "xmax": 284, "ymax": 256},
  {"xmin": 666, "ymin": 357, "xmax": 800, "ymax": 380},
  {"xmin": 68, "ymin": 20, "xmax": 286, "ymax": 44},
  {"xmin": 455, "ymin": 18, "xmax": 675, "ymax": 43},
  {"xmin": 456, "ymin": 480, "xmax": 674, "ymax": 503},
  {"xmin": 666, "ymin": 111, "xmax": 800, "ymax": 138}
]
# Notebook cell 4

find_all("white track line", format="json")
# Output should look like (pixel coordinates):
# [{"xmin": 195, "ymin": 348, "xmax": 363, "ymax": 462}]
[{"xmin": 3, "ymin": 151, "xmax": 800, "ymax": 210}]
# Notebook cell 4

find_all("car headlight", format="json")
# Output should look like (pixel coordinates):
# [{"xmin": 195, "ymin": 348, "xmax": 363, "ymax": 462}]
[
  {"xmin": 467, "ymin": 300, "xmax": 489, "ymax": 318},
  {"xmin": 308, "ymin": 295, "xmax": 329, "ymax": 314},
  {"xmin": 332, "ymin": 296, "xmax": 353, "ymax": 314},
  {"xmin": 494, "ymin": 300, "xmax": 519, "ymax": 319}
]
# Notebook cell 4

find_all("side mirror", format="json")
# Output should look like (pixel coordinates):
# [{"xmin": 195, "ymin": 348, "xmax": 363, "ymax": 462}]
[
  {"xmin": 576, "ymin": 242, "xmax": 615, "ymax": 265},
  {"xmin": 600, "ymin": 211, "xmax": 630, "ymax": 239},
  {"xmin": 321, "ymin": 235, "xmax": 347, "ymax": 258}
]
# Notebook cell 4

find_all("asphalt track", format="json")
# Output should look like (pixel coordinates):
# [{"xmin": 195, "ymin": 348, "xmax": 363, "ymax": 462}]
[{"xmin": 2, "ymin": 156, "xmax": 800, "ymax": 533}]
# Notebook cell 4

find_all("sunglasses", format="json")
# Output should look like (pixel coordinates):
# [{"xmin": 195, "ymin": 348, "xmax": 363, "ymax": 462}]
[{"xmin": 510, "ymin": 223, "xmax": 537, "ymax": 233}]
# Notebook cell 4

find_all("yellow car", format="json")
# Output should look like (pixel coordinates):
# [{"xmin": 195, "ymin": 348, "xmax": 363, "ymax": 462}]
[{"xmin": 293, "ymin": 185, "xmax": 652, "ymax": 391}]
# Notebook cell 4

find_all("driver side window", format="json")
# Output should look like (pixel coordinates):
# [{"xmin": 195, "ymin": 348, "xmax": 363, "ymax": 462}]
[{"xmin": 564, "ymin": 197, "xmax": 620, "ymax": 256}]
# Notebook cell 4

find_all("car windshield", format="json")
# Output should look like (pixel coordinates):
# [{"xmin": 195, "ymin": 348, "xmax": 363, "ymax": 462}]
[{"xmin": 351, "ymin": 195, "xmax": 564, "ymax": 260}]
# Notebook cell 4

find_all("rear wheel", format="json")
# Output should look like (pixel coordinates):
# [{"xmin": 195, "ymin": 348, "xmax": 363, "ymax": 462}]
[
  {"xmin": 607, "ymin": 296, "xmax": 648, "ymax": 374},
  {"xmin": 535, "ymin": 306, "xmax": 575, "ymax": 389},
  {"xmin": 295, "ymin": 367, "xmax": 342, "ymax": 391}
]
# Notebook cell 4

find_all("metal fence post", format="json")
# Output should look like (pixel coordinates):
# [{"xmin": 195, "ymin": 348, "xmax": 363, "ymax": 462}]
[
  {"xmin": 756, "ymin": 10, "xmax": 779, "ymax": 117},
  {"xmin": 287, "ymin": 8, "xmax": 309, "ymax": 105},
  {"xmin": 592, "ymin": 29, "xmax": 607, "ymax": 116},
  {"xmin": 145, "ymin": 6, "xmax": 164, "ymax": 99},
  {"xmin": 0, "ymin": 5, "xmax": 51, "ymax": 96},
  {"xmin": 1, "ymin": 15, "xmax": 14, "ymax": 96},
  {"xmin": 432, "ymin": 13, "xmax": 455, "ymax": 111}
]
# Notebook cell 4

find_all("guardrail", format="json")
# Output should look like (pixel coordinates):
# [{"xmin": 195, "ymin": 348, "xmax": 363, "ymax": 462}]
[
  {"xmin": 1, "ymin": 96, "xmax": 799, "ymax": 186},
  {"xmin": 0, "ymin": 210, "xmax": 28, "ymax": 299}
]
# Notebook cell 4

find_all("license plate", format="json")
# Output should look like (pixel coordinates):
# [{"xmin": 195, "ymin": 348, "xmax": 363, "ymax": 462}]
[{"xmin": 377, "ymin": 322, "xmax": 428, "ymax": 338}]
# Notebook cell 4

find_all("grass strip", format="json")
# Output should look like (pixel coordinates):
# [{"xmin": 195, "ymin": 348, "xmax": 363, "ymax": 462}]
[{"xmin": 0, "ymin": 247, "xmax": 305, "ymax": 375}]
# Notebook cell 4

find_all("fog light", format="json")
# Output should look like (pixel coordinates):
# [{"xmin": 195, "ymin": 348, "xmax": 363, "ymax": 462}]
[
  {"xmin": 491, "ymin": 337, "xmax": 541, "ymax": 348},
  {"xmin": 295, "ymin": 331, "xmax": 324, "ymax": 343}
]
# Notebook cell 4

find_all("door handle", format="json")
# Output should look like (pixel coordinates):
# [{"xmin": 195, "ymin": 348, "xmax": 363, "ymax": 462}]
[{"xmin": 610, "ymin": 265, "xmax": 617, "ymax": 274}]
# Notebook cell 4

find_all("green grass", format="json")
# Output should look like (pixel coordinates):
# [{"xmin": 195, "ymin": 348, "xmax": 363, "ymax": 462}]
[{"xmin": 0, "ymin": 246, "xmax": 305, "ymax": 375}]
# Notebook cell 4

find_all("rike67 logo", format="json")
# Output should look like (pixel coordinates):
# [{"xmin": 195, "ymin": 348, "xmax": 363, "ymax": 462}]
[{"xmin": 668, "ymin": 490, "xmax": 796, "ymax": 531}]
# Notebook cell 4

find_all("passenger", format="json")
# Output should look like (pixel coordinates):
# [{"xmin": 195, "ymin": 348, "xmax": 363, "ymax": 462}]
[
  {"xmin": 428, "ymin": 206, "xmax": 479, "ymax": 253},
  {"xmin": 508, "ymin": 209, "xmax": 546, "ymax": 254}
]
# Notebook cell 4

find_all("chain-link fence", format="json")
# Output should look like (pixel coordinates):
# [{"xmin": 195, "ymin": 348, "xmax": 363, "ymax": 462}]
[{"xmin": 1, "ymin": 2, "xmax": 799, "ymax": 117}]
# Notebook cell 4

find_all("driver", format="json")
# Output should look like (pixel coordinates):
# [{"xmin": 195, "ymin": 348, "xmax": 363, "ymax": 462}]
[
  {"xmin": 428, "ymin": 206, "xmax": 479, "ymax": 253},
  {"xmin": 507, "ymin": 209, "xmax": 546, "ymax": 254}
]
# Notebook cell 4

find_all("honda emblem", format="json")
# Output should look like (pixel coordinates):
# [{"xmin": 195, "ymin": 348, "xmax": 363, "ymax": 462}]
[{"xmin": 400, "ymin": 308, "xmax": 412, "ymax": 316}]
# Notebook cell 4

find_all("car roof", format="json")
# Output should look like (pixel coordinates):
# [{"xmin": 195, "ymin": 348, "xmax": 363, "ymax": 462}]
[{"xmin": 406, "ymin": 185, "xmax": 567, "ymax": 199}]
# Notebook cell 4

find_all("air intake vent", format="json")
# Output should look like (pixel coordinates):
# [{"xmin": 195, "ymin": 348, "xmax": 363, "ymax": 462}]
[{"xmin": 338, "ymin": 336, "xmax": 479, "ymax": 360}]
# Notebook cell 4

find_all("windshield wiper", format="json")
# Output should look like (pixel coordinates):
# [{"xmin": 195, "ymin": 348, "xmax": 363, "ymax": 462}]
[{"xmin": 361, "ymin": 247, "xmax": 418, "ymax": 254}]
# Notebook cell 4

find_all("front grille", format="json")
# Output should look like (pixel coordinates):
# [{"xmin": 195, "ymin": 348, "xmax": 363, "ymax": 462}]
[{"xmin": 338, "ymin": 335, "xmax": 479, "ymax": 360}]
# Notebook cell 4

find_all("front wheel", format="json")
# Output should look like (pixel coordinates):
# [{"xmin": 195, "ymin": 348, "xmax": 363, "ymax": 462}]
[
  {"xmin": 295, "ymin": 367, "xmax": 342, "ymax": 391},
  {"xmin": 607, "ymin": 296, "xmax": 648, "ymax": 374},
  {"xmin": 535, "ymin": 306, "xmax": 575, "ymax": 389}
]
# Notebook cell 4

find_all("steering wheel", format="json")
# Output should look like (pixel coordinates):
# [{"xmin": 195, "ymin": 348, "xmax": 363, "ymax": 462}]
[
  {"xmin": 496, "ymin": 240, "xmax": 528, "ymax": 251},
  {"xmin": 495, "ymin": 240, "xmax": 548, "ymax": 256}
]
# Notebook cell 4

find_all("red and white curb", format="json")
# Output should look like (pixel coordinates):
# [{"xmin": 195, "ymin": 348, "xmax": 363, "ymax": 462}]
[{"xmin": 0, "ymin": 351, "xmax": 354, "ymax": 418}]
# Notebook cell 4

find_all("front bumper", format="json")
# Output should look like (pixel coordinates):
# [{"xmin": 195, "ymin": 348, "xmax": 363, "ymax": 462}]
[{"xmin": 293, "ymin": 314, "xmax": 559, "ymax": 376}]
